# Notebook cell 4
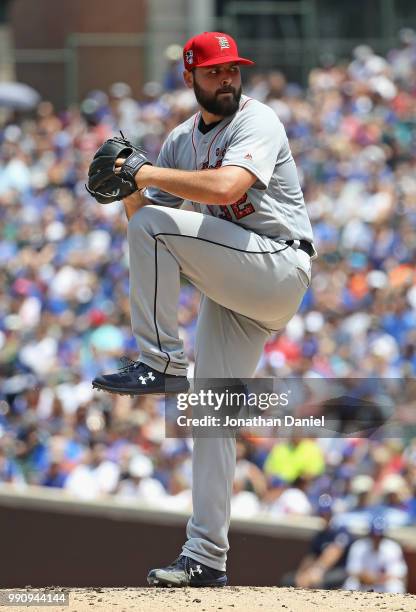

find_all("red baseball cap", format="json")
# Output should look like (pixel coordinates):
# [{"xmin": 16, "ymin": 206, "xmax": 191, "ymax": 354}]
[{"xmin": 183, "ymin": 32, "xmax": 254, "ymax": 71}]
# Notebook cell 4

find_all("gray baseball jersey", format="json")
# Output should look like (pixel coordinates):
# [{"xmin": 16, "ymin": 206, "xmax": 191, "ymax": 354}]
[
  {"xmin": 145, "ymin": 94, "xmax": 314, "ymax": 245},
  {"xmin": 129, "ymin": 94, "xmax": 315, "ymax": 572}
]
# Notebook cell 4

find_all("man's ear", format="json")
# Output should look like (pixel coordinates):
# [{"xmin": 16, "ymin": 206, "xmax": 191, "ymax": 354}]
[{"xmin": 183, "ymin": 70, "xmax": 194, "ymax": 89}]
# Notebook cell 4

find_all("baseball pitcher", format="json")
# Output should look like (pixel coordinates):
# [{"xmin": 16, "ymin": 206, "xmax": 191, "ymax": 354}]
[{"xmin": 87, "ymin": 31, "xmax": 316, "ymax": 587}]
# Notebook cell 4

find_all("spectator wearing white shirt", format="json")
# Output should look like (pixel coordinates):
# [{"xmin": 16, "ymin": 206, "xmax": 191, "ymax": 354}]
[
  {"xmin": 117, "ymin": 454, "xmax": 166, "ymax": 504},
  {"xmin": 262, "ymin": 476, "xmax": 313, "ymax": 518},
  {"xmin": 344, "ymin": 516, "xmax": 407, "ymax": 593},
  {"xmin": 65, "ymin": 444, "xmax": 120, "ymax": 500}
]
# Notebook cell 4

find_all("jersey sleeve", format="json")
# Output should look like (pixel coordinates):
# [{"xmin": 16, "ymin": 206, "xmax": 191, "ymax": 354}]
[
  {"xmin": 144, "ymin": 135, "xmax": 184, "ymax": 208},
  {"xmin": 221, "ymin": 101, "xmax": 289, "ymax": 190},
  {"xmin": 382, "ymin": 540, "xmax": 407, "ymax": 579},
  {"xmin": 345, "ymin": 540, "xmax": 366, "ymax": 574}
]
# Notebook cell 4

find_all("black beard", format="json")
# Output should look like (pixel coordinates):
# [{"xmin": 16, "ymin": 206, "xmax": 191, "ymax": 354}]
[{"xmin": 193, "ymin": 79, "xmax": 242, "ymax": 117}]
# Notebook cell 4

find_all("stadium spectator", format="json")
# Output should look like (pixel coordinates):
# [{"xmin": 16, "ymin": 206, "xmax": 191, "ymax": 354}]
[
  {"xmin": 264, "ymin": 436, "xmax": 325, "ymax": 482},
  {"xmin": 41, "ymin": 459, "xmax": 67, "ymax": 488},
  {"xmin": 343, "ymin": 516, "xmax": 407, "ymax": 593},
  {"xmin": 116, "ymin": 453, "xmax": 166, "ymax": 503},
  {"xmin": 0, "ymin": 35, "xmax": 415, "ymax": 543},
  {"xmin": 280, "ymin": 494, "xmax": 352, "ymax": 589},
  {"xmin": 0, "ymin": 445, "xmax": 24, "ymax": 484},
  {"xmin": 262, "ymin": 476, "xmax": 312, "ymax": 517},
  {"xmin": 64, "ymin": 443, "xmax": 119, "ymax": 500}
]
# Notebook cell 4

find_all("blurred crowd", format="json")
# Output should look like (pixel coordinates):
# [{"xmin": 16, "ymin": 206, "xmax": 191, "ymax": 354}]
[{"xmin": 1, "ymin": 29, "xmax": 416, "ymax": 591}]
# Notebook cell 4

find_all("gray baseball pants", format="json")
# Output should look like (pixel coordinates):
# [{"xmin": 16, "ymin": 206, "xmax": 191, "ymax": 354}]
[{"xmin": 127, "ymin": 204, "xmax": 311, "ymax": 571}]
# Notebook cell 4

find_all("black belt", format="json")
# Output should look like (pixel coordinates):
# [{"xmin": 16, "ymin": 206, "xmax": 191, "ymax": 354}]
[{"xmin": 285, "ymin": 239, "xmax": 314, "ymax": 257}]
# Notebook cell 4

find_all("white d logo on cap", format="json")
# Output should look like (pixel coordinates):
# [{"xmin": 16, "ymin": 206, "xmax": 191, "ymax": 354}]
[{"xmin": 215, "ymin": 36, "xmax": 230, "ymax": 50}]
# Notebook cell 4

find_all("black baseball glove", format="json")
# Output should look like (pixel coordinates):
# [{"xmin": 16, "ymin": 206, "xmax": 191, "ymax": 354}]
[{"xmin": 86, "ymin": 134, "xmax": 151, "ymax": 204}]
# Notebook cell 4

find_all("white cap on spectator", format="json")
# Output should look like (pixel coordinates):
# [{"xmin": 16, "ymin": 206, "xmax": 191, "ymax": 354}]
[
  {"xmin": 109, "ymin": 82, "xmax": 132, "ymax": 99},
  {"xmin": 305, "ymin": 311, "xmax": 324, "ymax": 333},
  {"xmin": 370, "ymin": 334, "xmax": 399, "ymax": 360},
  {"xmin": 165, "ymin": 44, "xmax": 182, "ymax": 61},
  {"xmin": 45, "ymin": 221, "xmax": 67, "ymax": 242},
  {"xmin": 367, "ymin": 270, "xmax": 388, "ymax": 289},
  {"xmin": 4, "ymin": 125, "xmax": 22, "ymax": 142},
  {"xmin": 381, "ymin": 474, "xmax": 408, "ymax": 495},
  {"xmin": 351, "ymin": 474, "xmax": 374, "ymax": 494},
  {"xmin": 399, "ymin": 28, "xmax": 416, "ymax": 45},
  {"xmin": 143, "ymin": 81, "xmax": 163, "ymax": 98},
  {"xmin": 129, "ymin": 455, "xmax": 153, "ymax": 478},
  {"xmin": 352, "ymin": 45, "xmax": 373, "ymax": 61}
]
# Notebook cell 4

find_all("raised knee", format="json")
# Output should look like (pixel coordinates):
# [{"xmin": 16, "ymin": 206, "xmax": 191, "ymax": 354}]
[{"xmin": 127, "ymin": 204, "xmax": 160, "ymax": 236}]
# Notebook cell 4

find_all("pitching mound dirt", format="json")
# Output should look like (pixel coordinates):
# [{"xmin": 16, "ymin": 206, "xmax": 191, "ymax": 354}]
[{"xmin": 3, "ymin": 587, "xmax": 416, "ymax": 612}]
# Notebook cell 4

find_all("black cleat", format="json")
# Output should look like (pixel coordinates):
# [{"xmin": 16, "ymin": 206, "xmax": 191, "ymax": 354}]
[
  {"xmin": 92, "ymin": 358, "xmax": 189, "ymax": 396},
  {"xmin": 147, "ymin": 555, "xmax": 227, "ymax": 587}
]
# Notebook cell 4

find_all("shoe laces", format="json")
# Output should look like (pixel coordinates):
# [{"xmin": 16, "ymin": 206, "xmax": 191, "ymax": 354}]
[
  {"xmin": 167, "ymin": 556, "xmax": 206, "ymax": 580},
  {"xmin": 167, "ymin": 556, "xmax": 187, "ymax": 571},
  {"xmin": 117, "ymin": 356, "xmax": 141, "ymax": 373}
]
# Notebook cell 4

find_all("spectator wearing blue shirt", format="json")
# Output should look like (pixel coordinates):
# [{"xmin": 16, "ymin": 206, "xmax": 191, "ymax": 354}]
[
  {"xmin": 280, "ymin": 494, "xmax": 353, "ymax": 589},
  {"xmin": 41, "ymin": 461, "xmax": 67, "ymax": 488}
]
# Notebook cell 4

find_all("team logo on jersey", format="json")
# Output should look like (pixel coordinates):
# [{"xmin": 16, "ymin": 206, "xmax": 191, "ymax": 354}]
[
  {"xmin": 215, "ymin": 36, "xmax": 230, "ymax": 50},
  {"xmin": 185, "ymin": 50, "xmax": 194, "ymax": 64},
  {"xmin": 244, "ymin": 153, "xmax": 252, "ymax": 160}
]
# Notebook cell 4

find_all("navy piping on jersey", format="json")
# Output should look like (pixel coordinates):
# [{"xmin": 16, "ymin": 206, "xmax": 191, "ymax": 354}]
[{"xmin": 151, "ymin": 232, "xmax": 291, "ymax": 373}]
